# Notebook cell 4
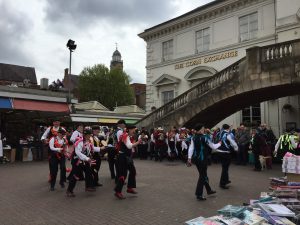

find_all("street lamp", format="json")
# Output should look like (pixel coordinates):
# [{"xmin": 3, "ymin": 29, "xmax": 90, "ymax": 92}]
[{"xmin": 66, "ymin": 39, "xmax": 77, "ymax": 103}]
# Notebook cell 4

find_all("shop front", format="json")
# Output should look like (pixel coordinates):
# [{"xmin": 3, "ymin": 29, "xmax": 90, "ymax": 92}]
[{"xmin": 0, "ymin": 96, "xmax": 72, "ymax": 162}]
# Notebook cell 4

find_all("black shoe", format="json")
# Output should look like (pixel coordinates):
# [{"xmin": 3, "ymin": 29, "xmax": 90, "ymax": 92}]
[
  {"xmin": 207, "ymin": 190, "xmax": 216, "ymax": 195},
  {"xmin": 225, "ymin": 180, "xmax": 231, "ymax": 185},
  {"xmin": 219, "ymin": 185, "xmax": 229, "ymax": 189},
  {"xmin": 197, "ymin": 196, "xmax": 206, "ymax": 201},
  {"xmin": 95, "ymin": 183, "xmax": 103, "ymax": 187}
]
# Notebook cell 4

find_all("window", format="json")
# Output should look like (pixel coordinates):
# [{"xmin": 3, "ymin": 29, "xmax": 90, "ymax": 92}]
[
  {"xmin": 162, "ymin": 40, "xmax": 173, "ymax": 61},
  {"xmin": 161, "ymin": 90, "xmax": 174, "ymax": 105},
  {"xmin": 196, "ymin": 28, "xmax": 210, "ymax": 53},
  {"xmin": 242, "ymin": 103, "xmax": 261, "ymax": 126},
  {"xmin": 239, "ymin": 12, "xmax": 258, "ymax": 42}
]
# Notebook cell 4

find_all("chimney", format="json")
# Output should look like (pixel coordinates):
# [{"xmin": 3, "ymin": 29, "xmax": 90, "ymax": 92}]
[
  {"xmin": 40, "ymin": 78, "xmax": 49, "ymax": 89},
  {"xmin": 64, "ymin": 68, "xmax": 68, "ymax": 77}
]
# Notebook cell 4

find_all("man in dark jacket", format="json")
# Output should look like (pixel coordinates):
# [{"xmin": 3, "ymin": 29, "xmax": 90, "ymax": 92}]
[{"xmin": 236, "ymin": 124, "xmax": 250, "ymax": 165}]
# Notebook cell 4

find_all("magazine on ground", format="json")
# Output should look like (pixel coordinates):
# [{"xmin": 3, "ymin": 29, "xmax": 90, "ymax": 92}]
[
  {"xmin": 217, "ymin": 205, "xmax": 246, "ymax": 217},
  {"xmin": 257, "ymin": 203, "xmax": 295, "ymax": 217},
  {"xmin": 240, "ymin": 209, "xmax": 266, "ymax": 225},
  {"xmin": 261, "ymin": 214, "xmax": 296, "ymax": 225},
  {"xmin": 185, "ymin": 216, "xmax": 223, "ymax": 225}
]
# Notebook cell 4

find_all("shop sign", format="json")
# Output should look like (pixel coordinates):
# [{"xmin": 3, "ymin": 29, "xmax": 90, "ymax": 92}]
[{"xmin": 175, "ymin": 50, "xmax": 238, "ymax": 70}]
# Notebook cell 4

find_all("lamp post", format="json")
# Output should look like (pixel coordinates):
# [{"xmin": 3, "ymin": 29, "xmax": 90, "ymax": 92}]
[{"xmin": 66, "ymin": 39, "xmax": 77, "ymax": 103}]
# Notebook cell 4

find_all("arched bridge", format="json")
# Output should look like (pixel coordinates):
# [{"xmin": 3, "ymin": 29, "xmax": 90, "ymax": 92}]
[{"xmin": 136, "ymin": 39, "xmax": 300, "ymax": 129}]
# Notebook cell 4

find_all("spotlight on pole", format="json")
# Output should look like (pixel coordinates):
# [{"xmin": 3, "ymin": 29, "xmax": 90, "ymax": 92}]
[
  {"xmin": 66, "ymin": 39, "xmax": 76, "ymax": 103},
  {"xmin": 66, "ymin": 39, "xmax": 77, "ymax": 51}
]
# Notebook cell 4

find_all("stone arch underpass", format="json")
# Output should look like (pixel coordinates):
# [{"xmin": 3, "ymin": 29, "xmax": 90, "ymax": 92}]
[{"xmin": 136, "ymin": 39, "xmax": 300, "ymax": 130}]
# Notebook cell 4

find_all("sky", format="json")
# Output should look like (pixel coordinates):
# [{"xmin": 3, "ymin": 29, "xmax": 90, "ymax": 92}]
[{"xmin": 0, "ymin": 0, "xmax": 213, "ymax": 84}]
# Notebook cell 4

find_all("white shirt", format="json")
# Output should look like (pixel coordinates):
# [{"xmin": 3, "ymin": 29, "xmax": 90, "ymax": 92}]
[
  {"xmin": 70, "ymin": 130, "xmax": 83, "ymax": 143},
  {"xmin": 116, "ymin": 128, "xmax": 124, "ymax": 141},
  {"xmin": 150, "ymin": 133, "xmax": 155, "ymax": 143},
  {"xmin": 123, "ymin": 136, "xmax": 134, "ymax": 149},
  {"xmin": 49, "ymin": 137, "xmax": 65, "ymax": 152},
  {"xmin": 215, "ymin": 131, "xmax": 238, "ymax": 153},
  {"xmin": 138, "ymin": 135, "xmax": 148, "ymax": 144},
  {"xmin": 41, "ymin": 126, "xmax": 61, "ymax": 141},
  {"xmin": 75, "ymin": 141, "xmax": 91, "ymax": 161},
  {"xmin": 188, "ymin": 136, "xmax": 221, "ymax": 159},
  {"xmin": 91, "ymin": 136, "xmax": 101, "ymax": 152}
]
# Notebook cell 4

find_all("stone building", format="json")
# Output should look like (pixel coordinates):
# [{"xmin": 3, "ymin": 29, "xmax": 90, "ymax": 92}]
[{"xmin": 139, "ymin": 0, "xmax": 300, "ymax": 136}]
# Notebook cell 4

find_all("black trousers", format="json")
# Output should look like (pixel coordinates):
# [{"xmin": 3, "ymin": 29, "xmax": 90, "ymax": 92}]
[
  {"xmin": 91, "ymin": 153, "xmax": 101, "ymax": 185},
  {"xmin": 149, "ymin": 142, "xmax": 155, "ymax": 159},
  {"xmin": 49, "ymin": 154, "xmax": 66, "ymax": 188},
  {"xmin": 194, "ymin": 159, "xmax": 212, "ymax": 197},
  {"xmin": 217, "ymin": 153, "xmax": 231, "ymax": 186},
  {"xmin": 237, "ymin": 144, "xmax": 248, "ymax": 165},
  {"xmin": 67, "ymin": 158, "xmax": 94, "ymax": 193},
  {"xmin": 155, "ymin": 145, "xmax": 167, "ymax": 161},
  {"xmin": 107, "ymin": 147, "xmax": 116, "ymax": 179},
  {"xmin": 115, "ymin": 153, "xmax": 136, "ymax": 193},
  {"xmin": 138, "ymin": 144, "xmax": 148, "ymax": 159},
  {"xmin": 176, "ymin": 142, "xmax": 182, "ymax": 159}
]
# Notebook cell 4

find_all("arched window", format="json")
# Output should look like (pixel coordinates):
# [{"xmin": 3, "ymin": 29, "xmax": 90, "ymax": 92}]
[{"xmin": 185, "ymin": 66, "xmax": 217, "ymax": 87}]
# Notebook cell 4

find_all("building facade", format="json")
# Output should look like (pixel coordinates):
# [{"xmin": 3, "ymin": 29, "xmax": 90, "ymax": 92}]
[
  {"xmin": 130, "ymin": 83, "xmax": 146, "ymax": 110},
  {"xmin": 139, "ymin": 0, "xmax": 300, "ymax": 136}
]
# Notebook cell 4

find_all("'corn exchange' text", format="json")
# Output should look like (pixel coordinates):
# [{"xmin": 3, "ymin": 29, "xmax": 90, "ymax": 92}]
[{"xmin": 175, "ymin": 50, "xmax": 238, "ymax": 70}]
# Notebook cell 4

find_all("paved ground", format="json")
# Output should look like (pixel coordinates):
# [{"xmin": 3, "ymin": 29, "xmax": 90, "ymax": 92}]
[{"xmin": 0, "ymin": 159, "xmax": 282, "ymax": 225}]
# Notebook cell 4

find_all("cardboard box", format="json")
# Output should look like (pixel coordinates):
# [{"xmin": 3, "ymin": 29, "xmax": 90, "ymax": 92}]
[
  {"xmin": 22, "ymin": 147, "xmax": 29, "ymax": 161},
  {"xmin": 3, "ymin": 148, "xmax": 16, "ymax": 163}
]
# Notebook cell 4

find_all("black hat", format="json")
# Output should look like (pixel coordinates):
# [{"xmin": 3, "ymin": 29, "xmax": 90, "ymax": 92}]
[
  {"xmin": 83, "ymin": 128, "xmax": 92, "ymax": 135},
  {"xmin": 126, "ymin": 124, "xmax": 136, "ymax": 130},
  {"xmin": 194, "ymin": 123, "xmax": 205, "ymax": 131},
  {"xmin": 52, "ymin": 119, "xmax": 60, "ymax": 123},
  {"xmin": 222, "ymin": 124, "xmax": 230, "ymax": 130},
  {"xmin": 92, "ymin": 125, "xmax": 100, "ymax": 130},
  {"xmin": 76, "ymin": 123, "xmax": 84, "ymax": 128},
  {"xmin": 117, "ymin": 119, "xmax": 126, "ymax": 125}
]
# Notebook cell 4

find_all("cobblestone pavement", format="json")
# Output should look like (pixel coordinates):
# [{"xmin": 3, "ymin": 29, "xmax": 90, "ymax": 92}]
[{"xmin": 0, "ymin": 159, "xmax": 282, "ymax": 225}]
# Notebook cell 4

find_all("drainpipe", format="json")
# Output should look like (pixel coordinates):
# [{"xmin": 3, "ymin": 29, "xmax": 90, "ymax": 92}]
[{"xmin": 274, "ymin": 0, "xmax": 278, "ymax": 43}]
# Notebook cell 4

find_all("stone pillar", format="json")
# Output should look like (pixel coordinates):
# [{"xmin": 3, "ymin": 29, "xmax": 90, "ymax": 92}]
[{"xmin": 246, "ymin": 46, "xmax": 261, "ymax": 75}]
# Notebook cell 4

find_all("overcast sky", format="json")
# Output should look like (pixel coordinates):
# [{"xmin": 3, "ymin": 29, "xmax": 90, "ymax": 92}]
[{"xmin": 0, "ymin": 0, "xmax": 213, "ymax": 84}]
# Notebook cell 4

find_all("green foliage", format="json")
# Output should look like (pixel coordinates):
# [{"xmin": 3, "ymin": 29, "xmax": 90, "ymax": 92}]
[{"xmin": 78, "ymin": 64, "xmax": 134, "ymax": 110}]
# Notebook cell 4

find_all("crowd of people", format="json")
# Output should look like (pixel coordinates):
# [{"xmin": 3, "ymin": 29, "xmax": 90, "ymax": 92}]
[{"xmin": 22, "ymin": 118, "xmax": 300, "ymax": 201}]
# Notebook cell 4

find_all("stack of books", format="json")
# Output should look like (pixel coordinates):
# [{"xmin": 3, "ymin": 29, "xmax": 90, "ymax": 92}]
[
  {"xmin": 217, "ymin": 205, "xmax": 246, "ymax": 217},
  {"xmin": 257, "ymin": 203, "xmax": 295, "ymax": 217},
  {"xmin": 269, "ymin": 177, "xmax": 287, "ymax": 190}
]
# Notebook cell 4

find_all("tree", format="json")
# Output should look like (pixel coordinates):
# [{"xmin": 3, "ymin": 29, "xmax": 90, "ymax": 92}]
[{"xmin": 78, "ymin": 64, "xmax": 134, "ymax": 110}]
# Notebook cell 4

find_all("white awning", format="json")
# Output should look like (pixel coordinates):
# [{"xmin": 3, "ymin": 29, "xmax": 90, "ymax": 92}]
[{"xmin": 71, "ymin": 116, "xmax": 98, "ymax": 122}]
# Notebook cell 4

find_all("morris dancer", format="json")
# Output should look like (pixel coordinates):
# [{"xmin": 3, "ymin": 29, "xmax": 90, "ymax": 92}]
[
  {"xmin": 41, "ymin": 119, "xmax": 65, "ymax": 183},
  {"xmin": 167, "ymin": 128, "xmax": 177, "ymax": 161},
  {"xmin": 114, "ymin": 124, "xmax": 141, "ymax": 199},
  {"xmin": 66, "ymin": 128, "xmax": 97, "ymax": 197},
  {"xmin": 91, "ymin": 125, "xmax": 106, "ymax": 187},
  {"xmin": 187, "ymin": 124, "xmax": 219, "ymax": 200},
  {"xmin": 48, "ymin": 128, "xmax": 68, "ymax": 190}
]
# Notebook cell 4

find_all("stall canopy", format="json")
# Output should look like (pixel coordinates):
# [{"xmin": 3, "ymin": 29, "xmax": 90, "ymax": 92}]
[
  {"xmin": 13, "ymin": 99, "xmax": 69, "ymax": 112},
  {"xmin": 0, "ymin": 97, "xmax": 12, "ymax": 109}
]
